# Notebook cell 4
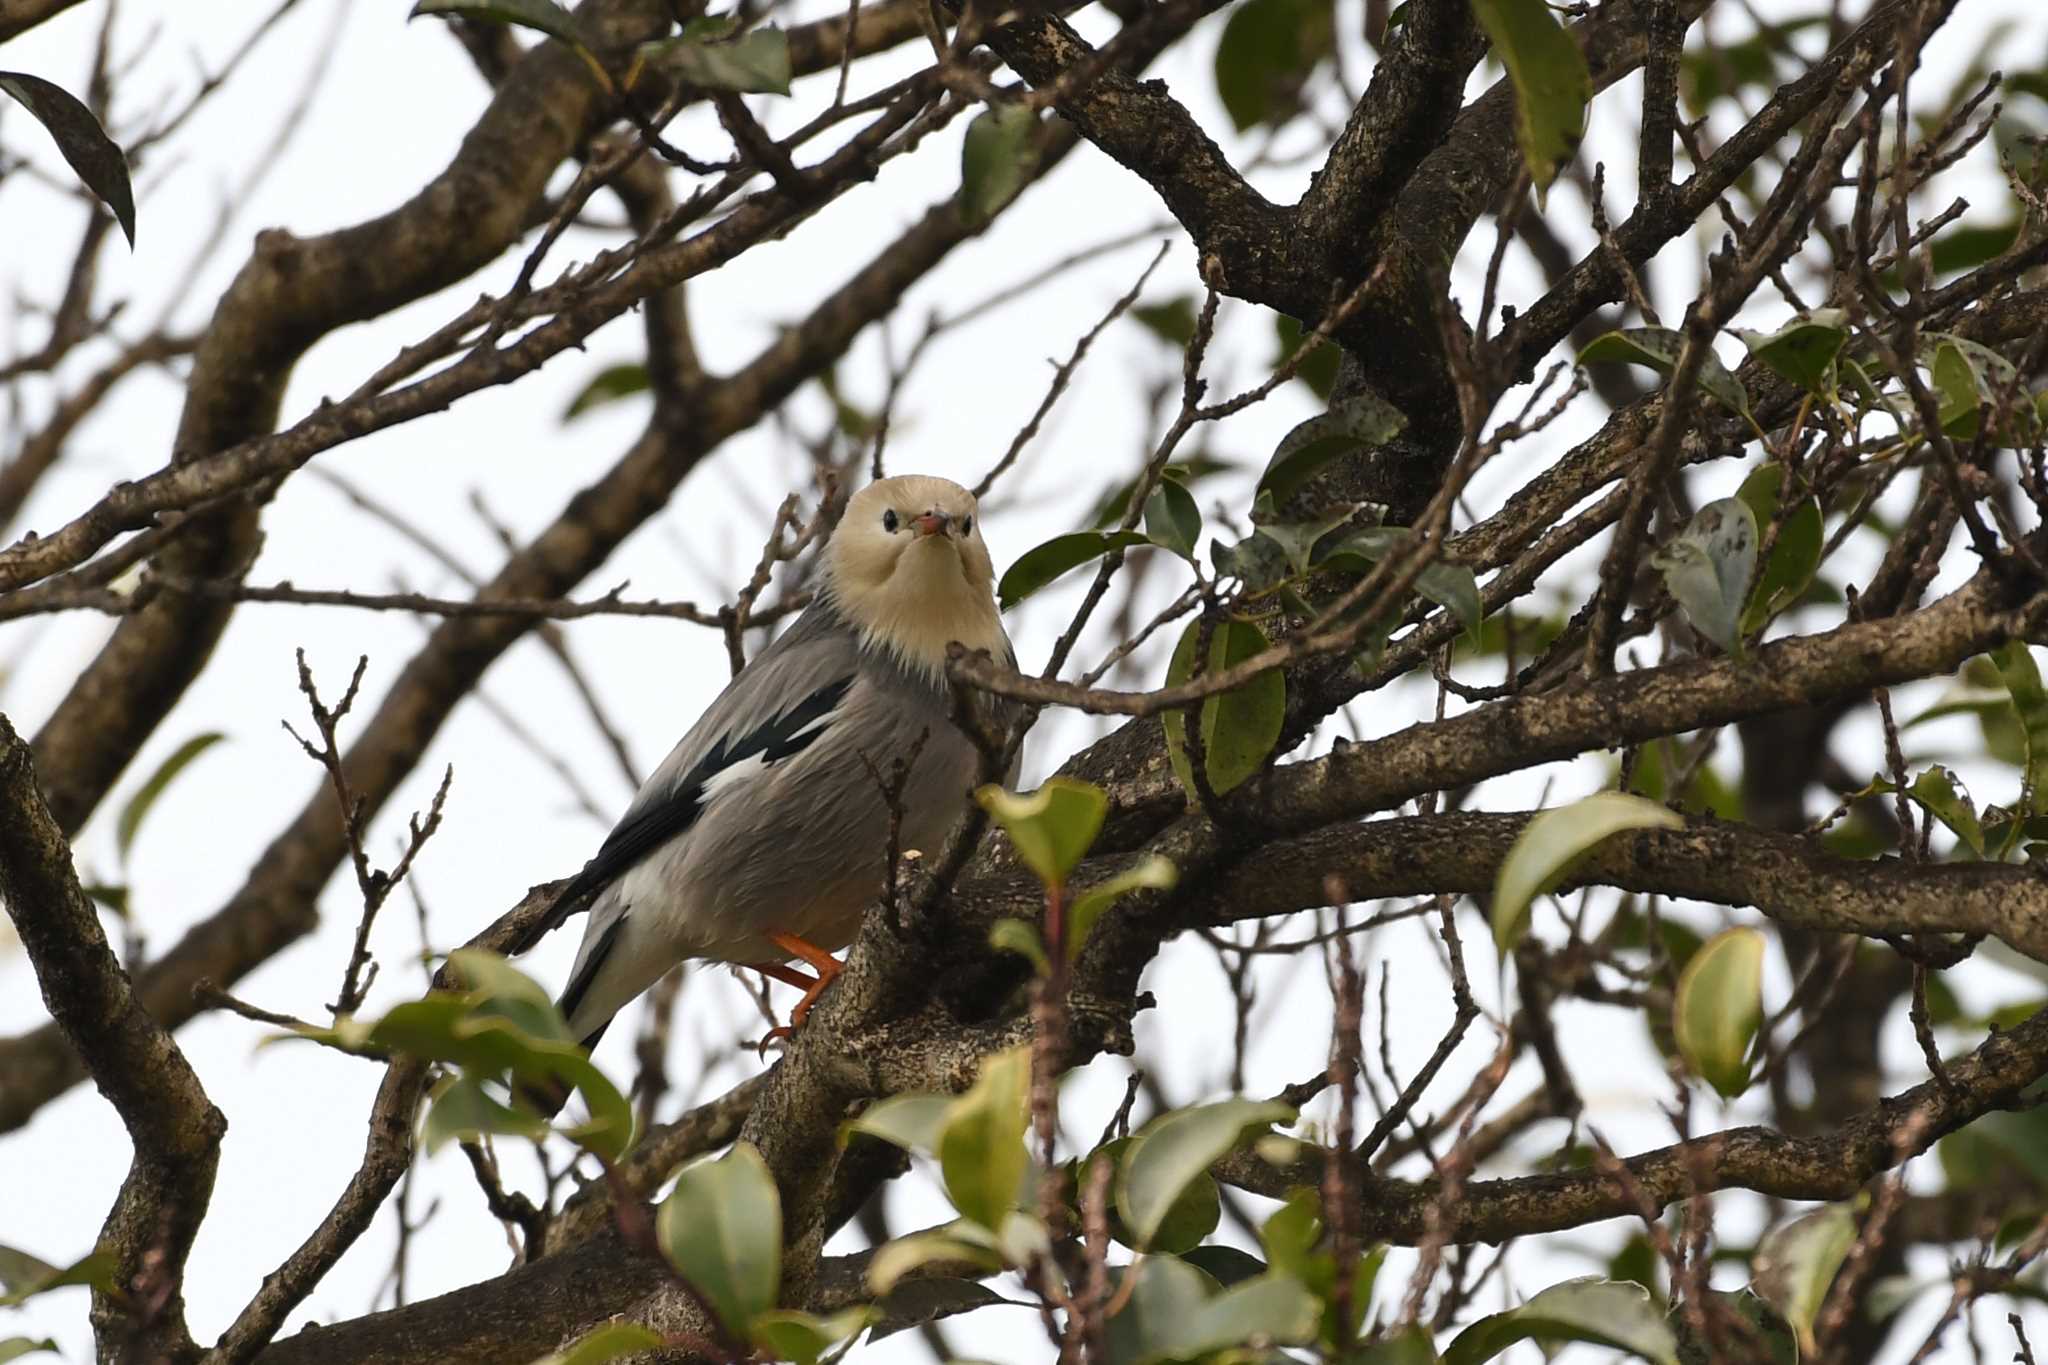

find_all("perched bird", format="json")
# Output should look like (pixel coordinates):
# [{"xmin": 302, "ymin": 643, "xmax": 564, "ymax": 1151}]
[{"xmin": 514, "ymin": 475, "xmax": 1013, "ymax": 1099}]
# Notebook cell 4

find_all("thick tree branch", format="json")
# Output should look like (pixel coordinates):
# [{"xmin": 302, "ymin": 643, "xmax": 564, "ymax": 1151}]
[{"xmin": 0, "ymin": 712, "xmax": 225, "ymax": 1361}]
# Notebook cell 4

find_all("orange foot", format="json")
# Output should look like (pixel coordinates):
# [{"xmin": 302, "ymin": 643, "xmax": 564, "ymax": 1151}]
[{"xmin": 747, "ymin": 930, "xmax": 845, "ymax": 1043}]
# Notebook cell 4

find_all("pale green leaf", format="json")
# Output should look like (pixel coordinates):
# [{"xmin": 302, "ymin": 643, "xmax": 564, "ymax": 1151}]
[
  {"xmin": 116, "ymin": 731, "xmax": 225, "ymax": 860},
  {"xmin": 937, "ymin": 1046, "xmax": 1032, "ymax": 1230},
  {"xmin": 1468, "ymin": 0, "xmax": 1591, "ymax": 196},
  {"xmin": 1652, "ymin": 497, "xmax": 1757, "ymax": 653},
  {"xmin": 655, "ymin": 1143, "xmax": 781, "ymax": 1338},
  {"xmin": 974, "ymin": 779, "xmax": 1107, "ymax": 886},
  {"xmin": 1751, "ymin": 1203, "xmax": 1858, "ymax": 1357},
  {"xmin": 1443, "ymin": 1276, "xmax": 1679, "ymax": 1365},
  {"xmin": 1673, "ymin": 927, "xmax": 1765, "ymax": 1097},
  {"xmin": 1492, "ymin": 793, "xmax": 1683, "ymax": 955},
  {"xmin": 1118, "ymin": 1099, "xmax": 1295, "ymax": 1248}
]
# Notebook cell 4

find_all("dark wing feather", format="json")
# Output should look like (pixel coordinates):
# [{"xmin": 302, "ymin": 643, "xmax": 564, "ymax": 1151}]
[{"xmin": 517, "ymin": 673, "xmax": 856, "ymax": 954}]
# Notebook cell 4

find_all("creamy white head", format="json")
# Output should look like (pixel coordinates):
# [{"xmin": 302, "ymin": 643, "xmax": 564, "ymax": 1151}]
[{"xmin": 824, "ymin": 475, "xmax": 1007, "ymax": 681}]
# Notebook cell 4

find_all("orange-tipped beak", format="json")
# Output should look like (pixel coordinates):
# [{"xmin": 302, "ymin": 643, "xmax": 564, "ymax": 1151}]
[{"xmin": 913, "ymin": 511, "xmax": 950, "ymax": 538}]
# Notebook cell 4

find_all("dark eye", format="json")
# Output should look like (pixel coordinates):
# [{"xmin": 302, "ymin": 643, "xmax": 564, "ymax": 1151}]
[
  {"xmin": 881, "ymin": 509, "xmax": 899, "ymax": 532},
  {"xmin": 961, "ymin": 516, "xmax": 973, "ymax": 535}
]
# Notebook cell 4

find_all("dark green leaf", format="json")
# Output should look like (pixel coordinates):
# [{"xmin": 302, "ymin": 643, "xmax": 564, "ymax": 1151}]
[
  {"xmin": 959, "ymin": 103, "xmax": 1039, "ymax": 225},
  {"xmin": 1468, "ymin": 0, "xmax": 1591, "ymax": 195},
  {"xmin": 1162, "ymin": 617, "xmax": 1287, "ymax": 798},
  {"xmin": 1089, "ymin": 458, "xmax": 1232, "ymax": 529},
  {"xmin": 640, "ymin": 25, "xmax": 792, "ymax": 95},
  {"xmin": 656, "ymin": 1143, "xmax": 782, "ymax": 1339},
  {"xmin": 1673, "ymin": 927, "xmax": 1765, "ymax": 1097},
  {"xmin": 1105, "ymin": 1258, "xmax": 1320, "ymax": 1365},
  {"xmin": 1493, "ymin": 793, "xmax": 1683, "ymax": 955},
  {"xmin": 1213, "ymin": 0, "xmax": 1334, "ymax": 131},
  {"xmin": 1750, "ymin": 1203, "xmax": 1857, "ymax": 1358},
  {"xmin": 1273, "ymin": 313, "xmax": 1340, "ymax": 400},
  {"xmin": 1735, "ymin": 466, "xmax": 1822, "ymax": 635},
  {"xmin": 1579, "ymin": 327, "xmax": 1751, "ymax": 419},
  {"xmin": 1143, "ymin": 478, "xmax": 1203, "ymax": 559},
  {"xmin": 410, "ymin": 0, "xmax": 583, "ymax": 46},
  {"xmin": 973, "ymin": 779, "xmax": 1106, "ymax": 887},
  {"xmin": 1443, "ymin": 1277, "xmax": 1679, "ymax": 1365},
  {"xmin": 562, "ymin": 363, "xmax": 650, "ymax": 420},
  {"xmin": 997, "ymin": 530, "xmax": 1149, "ymax": 610},
  {"xmin": 937, "ymin": 1046, "xmax": 1032, "ymax": 1230},
  {"xmin": 1994, "ymin": 642, "xmax": 2048, "ymax": 824},
  {"xmin": 1732, "ymin": 310, "xmax": 1847, "ymax": 395},
  {"xmin": 117, "ymin": 731, "xmax": 225, "ymax": 860},
  {"xmin": 1930, "ymin": 219, "xmax": 2022, "ymax": 275},
  {"xmin": 1652, "ymin": 496, "xmax": 1757, "ymax": 653},
  {"xmin": 1132, "ymin": 298, "xmax": 1198, "ymax": 348},
  {"xmin": 0, "ymin": 72, "xmax": 136, "ymax": 245},
  {"xmin": 1325, "ymin": 526, "xmax": 1482, "ymax": 638},
  {"xmin": 1259, "ymin": 393, "xmax": 1407, "ymax": 502},
  {"xmin": 1179, "ymin": 1245, "xmax": 1270, "ymax": 1286},
  {"xmin": 526, "ymin": 1321, "xmax": 665, "ymax": 1365},
  {"xmin": 1118, "ymin": 1099, "xmax": 1295, "ymax": 1248}
]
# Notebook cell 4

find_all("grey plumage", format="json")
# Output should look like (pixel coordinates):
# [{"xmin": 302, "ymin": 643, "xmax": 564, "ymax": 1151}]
[{"xmin": 515, "ymin": 475, "xmax": 1014, "ymax": 1066}]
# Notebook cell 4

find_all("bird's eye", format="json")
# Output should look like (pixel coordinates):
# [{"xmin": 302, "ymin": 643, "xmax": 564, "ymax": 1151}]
[
  {"xmin": 961, "ymin": 516, "xmax": 973, "ymax": 535},
  {"xmin": 881, "ymin": 509, "xmax": 899, "ymax": 532}
]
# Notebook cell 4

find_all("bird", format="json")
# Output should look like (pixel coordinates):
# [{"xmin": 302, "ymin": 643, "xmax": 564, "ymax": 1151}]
[{"xmin": 512, "ymin": 475, "xmax": 1014, "ymax": 1109}]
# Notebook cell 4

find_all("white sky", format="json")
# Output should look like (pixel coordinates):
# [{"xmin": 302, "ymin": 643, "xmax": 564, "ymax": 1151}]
[{"xmin": 2, "ymin": 1, "xmax": 2046, "ymax": 1362}]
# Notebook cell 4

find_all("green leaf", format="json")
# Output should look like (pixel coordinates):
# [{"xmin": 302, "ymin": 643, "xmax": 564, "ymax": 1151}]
[
  {"xmin": 1162, "ymin": 617, "xmax": 1287, "ymax": 799},
  {"xmin": 1734, "ymin": 467, "xmax": 1822, "ymax": 635},
  {"xmin": 1994, "ymin": 642, "xmax": 2048, "ymax": 827},
  {"xmin": 1273, "ymin": 313, "xmax": 1340, "ymax": 400},
  {"xmin": 1492, "ymin": 793, "xmax": 1683, "ymax": 955},
  {"xmin": 1443, "ymin": 1277, "xmax": 1679, "ymax": 1365},
  {"xmin": 524, "ymin": 1321, "xmax": 665, "ymax": 1365},
  {"xmin": 988, "ymin": 917, "xmax": 1050, "ymax": 974},
  {"xmin": 1213, "ymin": 0, "xmax": 1334, "ymax": 131},
  {"xmin": 938, "ymin": 1046, "xmax": 1032, "ymax": 1230},
  {"xmin": 1118, "ymin": 1099, "xmax": 1295, "ymax": 1249},
  {"xmin": 1908, "ymin": 765, "xmax": 1985, "ymax": 858},
  {"xmin": 865, "ymin": 1229, "xmax": 1004, "ymax": 1295},
  {"xmin": 1132, "ymin": 298, "xmax": 1199, "ymax": 349},
  {"xmin": 1327, "ymin": 526, "xmax": 1482, "ymax": 638},
  {"xmin": 1259, "ymin": 1189, "xmax": 1322, "ymax": 1277},
  {"xmin": 1652, "ymin": 496, "xmax": 1757, "ymax": 653},
  {"xmin": 0, "ymin": 1341, "xmax": 58, "ymax": 1364},
  {"xmin": 640, "ymin": 25, "xmax": 792, "ymax": 95},
  {"xmin": 750, "ymin": 1307, "xmax": 872, "ymax": 1365},
  {"xmin": 1178, "ymin": 1244, "xmax": 1269, "ymax": 1286},
  {"xmin": 1254, "ymin": 496, "xmax": 1364, "ymax": 578},
  {"xmin": 115, "ymin": 731, "xmax": 225, "ymax": 861},
  {"xmin": 0, "ymin": 1246, "xmax": 114, "ymax": 1307},
  {"xmin": 845, "ymin": 1093, "xmax": 953, "ymax": 1156},
  {"xmin": 563, "ymin": 362, "xmax": 650, "ymax": 420},
  {"xmin": 1468, "ymin": 0, "xmax": 1591, "ymax": 196},
  {"xmin": 974, "ymin": 779, "xmax": 1107, "ymax": 887},
  {"xmin": 1931, "ymin": 338, "xmax": 1988, "ymax": 435},
  {"xmin": 410, "ymin": 0, "xmax": 583, "ymax": 45},
  {"xmin": 655, "ymin": 1143, "xmax": 781, "ymax": 1340},
  {"xmin": 1259, "ymin": 393, "xmax": 1407, "ymax": 503},
  {"xmin": 1751, "ymin": 1203, "xmax": 1857, "ymax": 1358},
  {"xmin": 1732, "ymin": 310, "xmax": 1848, "ymax": 395},
  {"xmin": 959, "ymin": 103, "xmax": 1039, "ymax": 226},
  {"xmin": 996, "ymin": 530, "xmax": 1150, "ymax": 610},
  {"xmin": 1106, "ymin": 1258, "xmax": 1321, "ymax": 1364},
  {"xmin": 1673, "ymin": 927, "xmax": 1765, "ymax": 1097},
  {"xmin": 1578, "ymin": 328, "xmax": 1751, "ymax": 419},
  {"xmin": 1092, "ymin": 1136, "xmax": 1221, "ymax": 1254},
  {"xmin": 421, "ymin": 1073, "xmax": 548, "ymax": 1152},
  {"xmin": 1144, "ymin": 478, "xmax": 1203, "ymax": 559},
  {"xmin": 0, "ymin": 72, "xmax": 136, "ymax": 245},
  {"xmin": 1066, "ymin": 855, "xmax": 1177, "ymax": 962}
]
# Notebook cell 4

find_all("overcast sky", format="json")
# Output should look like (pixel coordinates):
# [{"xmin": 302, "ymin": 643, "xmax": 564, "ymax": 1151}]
[{"xmin": 3, "ymin": 1, "xmax": 2046, "ymax": 1361}]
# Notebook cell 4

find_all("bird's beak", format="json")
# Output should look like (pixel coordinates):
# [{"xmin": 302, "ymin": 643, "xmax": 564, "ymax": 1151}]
[{"xmin": 912, "ymin": 510, "xmax": 951, "ymax": 538}]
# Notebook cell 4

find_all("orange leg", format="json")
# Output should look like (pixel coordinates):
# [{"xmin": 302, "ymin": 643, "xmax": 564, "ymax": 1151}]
[{"xmin": 752, "ymin": 930, "xmax": 845, "ymax": 1032}]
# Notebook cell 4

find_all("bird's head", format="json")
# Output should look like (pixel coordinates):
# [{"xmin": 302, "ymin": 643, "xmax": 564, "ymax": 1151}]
[{"xmin": 825, "ymin": 475, "xmax": 1006, "ymax": 679}]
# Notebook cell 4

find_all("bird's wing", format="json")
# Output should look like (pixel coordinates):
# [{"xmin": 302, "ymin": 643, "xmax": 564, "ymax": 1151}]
[{"xmin": 515, "ymin": 605, "xmax": 862, "ymax": 956}]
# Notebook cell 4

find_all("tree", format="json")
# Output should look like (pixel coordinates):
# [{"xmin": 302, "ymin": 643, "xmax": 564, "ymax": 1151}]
[{"xmin": 3, "ymin": 0, "xmax": 2048, "ymax": 1361}]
